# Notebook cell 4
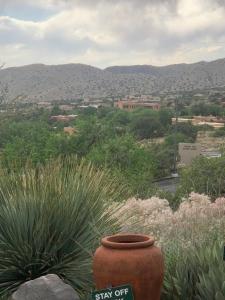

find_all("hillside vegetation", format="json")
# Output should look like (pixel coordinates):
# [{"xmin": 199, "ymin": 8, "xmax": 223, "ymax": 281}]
[{"xmin": 1, "ymin": 58, "xmax": 225, "ymax": 102}]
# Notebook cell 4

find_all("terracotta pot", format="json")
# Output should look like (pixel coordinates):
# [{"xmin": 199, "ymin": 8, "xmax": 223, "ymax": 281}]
[{"xmin": 93, "ymin": 234, "xmax": 164, "ymax": 300}]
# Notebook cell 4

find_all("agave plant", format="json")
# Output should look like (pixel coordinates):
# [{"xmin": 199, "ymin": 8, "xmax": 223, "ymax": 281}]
[{"xmin": 0, "ymin": 157, "xmax": 127, "ymax": 298}]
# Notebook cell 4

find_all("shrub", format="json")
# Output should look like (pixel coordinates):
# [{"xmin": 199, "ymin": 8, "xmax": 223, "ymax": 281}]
[
  {"xmin": 178, "ymin": 156, "xmax": 225, "ymax": 198},
  {"xmin": 196, "ymin": 241, "xmax": 225, "ymax": 300},
  {"xmin": 0, "ymin": 157, "xmax": 126, "ymax": 298},
  {"xmin": 213, "ymin": 127, "xmax": 225, "ymax": 137},
  {"xmin": 118, "ymin": 193, "xmax": 225, "ymax": 299}
]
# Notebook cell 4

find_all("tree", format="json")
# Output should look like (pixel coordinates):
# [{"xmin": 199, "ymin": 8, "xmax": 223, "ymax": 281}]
[
  {"xmin": 87, "ymin": 134, "xmax": 158, "ymax": 197},
  {"xmin": 51, "ymin": 105, "xmax": 61, "ymax": 115},
  {"xmin": 190, "ymin": 103, "xmax": 222, "ymax": 116},
  {"xmin": 178, "ymin": 156, "xmax": 225, "ymax": 198},
  {"xmin": 170, "ymin": 122, "xmax": 198, "ymax": 142},
  {"xmin": 159, "ymin": 109, "xmax": 172, "ymax": 128},
  {"xmin": 1, "ymin": 121, "xmax": 63, "ymax": 166},
  {"xmin": 131, "ymin": 115, "xmax": 164, "ymax": 139}
]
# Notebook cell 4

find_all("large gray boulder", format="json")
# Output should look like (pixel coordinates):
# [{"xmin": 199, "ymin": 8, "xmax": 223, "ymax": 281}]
[{"xmin": 10, "ymin": 274, "xmax": 80, "ymax": 300}]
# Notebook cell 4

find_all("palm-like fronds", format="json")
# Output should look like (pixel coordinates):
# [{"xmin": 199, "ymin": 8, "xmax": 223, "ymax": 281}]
[{"xmin": 0, "ymin": 157, "xmax": 126, "ymax": 297}]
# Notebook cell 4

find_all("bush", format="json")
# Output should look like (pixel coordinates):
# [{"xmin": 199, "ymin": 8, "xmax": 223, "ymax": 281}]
[
  {"xmin": 196, "ymin": 124, "xmax": 215, "ymax": 132},
  {"xmin": 130, "ymin": 113, "xmax": 164, "ymax": 139},
  {"xmin": 118, "ymin": 193, "xmax": 225, "ymax": 299},
  {"xmin": 213, "ymin": 127, "xmax": 225, "ymax": 137},
  {"xmin": 87, "ymin": 135, "xmax": 158, "ymax": 198},
  {"xmin": 162, "ymin": 240, "xmax": 225, "ymax": 300},
  {"xmin": 196, "ymin": 241, "xmax": 225, "ymax": 300},
  {"xmin": 0, "ymin": 157, "xmax": 126, "ymax": 298},
  {"xmin": 170, "ymin": 122, "xmax": 198, "ymax": 142},
  {"xmin": 178, "ymin": 156, "xmax": 225, "ymax": 198}
]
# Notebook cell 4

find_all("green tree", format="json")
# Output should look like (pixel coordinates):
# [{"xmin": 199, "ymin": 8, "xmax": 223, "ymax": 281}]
[
  {"xmin": 178, "ymin": 156, "xmax": 225, "ymax": 198},
  {"xmin": 131, "ymin": 115, "xmax": 164, "ymax": 139},
  {"xmin": 51, "ymin": 105, "xmax": 61, "ymax": 115},
  {"xmin": 170, "ymin": 122, "xmax": 198, "ymax": 142},
  {"xmin": 87, "ymin": 135, "xmax": 158, "ymax": 197},
  {"xmin": 159, "ymin": 109, "xmax": 172, "ymax": 128}
]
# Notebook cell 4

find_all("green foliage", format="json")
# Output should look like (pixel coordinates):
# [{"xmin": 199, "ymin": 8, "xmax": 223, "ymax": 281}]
[
  {"xmin": 0, "ymin": 106, "xmax": 204, "ymax": 199},
  {"xmin": 0, "ymin": 121, "xmax": 67, "ymax": 167},
  {"xmin": 196, "ymin": 124, "xmax": 215, "ymax": 132},
  {"xmin": 72, "ymin": 117, "xmax": 107, "ymax": 156},
  {"xmin": 170, "ymin": 122, "xmax": 198, "ymax": 142},
  {"xmin": 0, "ymin": 157, "xmax": 126, "ymax": 298},
  {"xmin": 51, "ymin": 105, "xmax": 61, "ymax": 115},
  {"xmin": 87, "ymin": 134, "xmax": 157, "ymax": 197},
  {"xmin": 159, "ymin": 109, "xmax": 173, "ymax": 128},
  {"xmin": 190, "ymin": 103, "xmax": 223, "ymax": 116},
  {"xmin": 149, "ymin": 143, "xmax": 175, "ymax": 178},
  {"xmin": 130, "ymin": 111, "xmax": 164, "ymax": 139},
  {"xmin": 196, "ymin": 242, "xmax": 225, "ymax": 300},
  {"xmin": 162, "ymin": 240, "xmax": 225, "ymax": 300},
  {"xmin": 106, "ymin": 109, "xmax": 131, "ymax": 126},
  {"xmin": 178, "ymin": 156, "xmax": 225, "ymax": 198},
  {"xmin": 163, "ymin": 244, "xmax": 199, "ymax": 300},
  {"xmin": 165, "ymin": 132, "xmax": 192, "ymax": 146},
  {"xmin": 213, "ymin": 126, "xmax": 225, "ymax": 137}
]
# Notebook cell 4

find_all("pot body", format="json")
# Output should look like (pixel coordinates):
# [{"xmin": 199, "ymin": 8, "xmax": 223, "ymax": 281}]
[{"xmin": 93, "ymin": 234, "xmax": 164, "ymax": 300}]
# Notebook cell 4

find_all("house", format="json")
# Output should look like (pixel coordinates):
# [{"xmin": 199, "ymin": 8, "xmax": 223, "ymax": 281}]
[
  {"xmin": 37, "ymin": 102, "xmax": 53, "ymax": 110},
  {"xmin": 50, "ymin": 114, "xmax": 78, "ymax": 122},
  {"xmin": 59, "ymin": 105, "xmax": 74, "ymax": 111},
  {"xmin": 64, "ymin": 127, "xmax": 76, "ymax": 135},
  {"xmin": 172, "ymin": 116, "xmax": 225, "ymax": 129},
  {"xmin": 114, "ymin": 100, "xmax": 161, "ymax": 111}
]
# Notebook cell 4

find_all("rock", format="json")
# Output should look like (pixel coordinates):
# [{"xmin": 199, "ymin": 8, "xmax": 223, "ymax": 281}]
[{"xmin": 10, "ymin": 274, "xmax": 80, "ymax": 300}]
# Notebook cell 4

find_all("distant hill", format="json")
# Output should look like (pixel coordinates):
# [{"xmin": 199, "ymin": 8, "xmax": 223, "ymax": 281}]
[{"xmin": 1, "ymin": 58, "xmax": 225, "ymax": 102}]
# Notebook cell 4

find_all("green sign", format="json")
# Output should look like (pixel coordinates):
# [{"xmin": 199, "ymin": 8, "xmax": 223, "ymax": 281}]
[{"xmin": 92, "ymin": 284, "xmax": 134, "ymax": 300}]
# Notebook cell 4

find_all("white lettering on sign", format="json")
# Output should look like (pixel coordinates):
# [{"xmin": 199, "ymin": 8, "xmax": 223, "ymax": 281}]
[
  {"xmin": 95, "ymin": 291, "xmax": 113, "ymax": 300},
  {"xmin": 94, "ymin": 288, "xmax": 129, "ymax": 299},
  {"xmin": 115, "ymin": 288, "xmax": 129, "ymax": 297}
]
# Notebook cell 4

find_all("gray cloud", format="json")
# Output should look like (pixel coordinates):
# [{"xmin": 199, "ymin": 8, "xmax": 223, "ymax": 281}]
[{"xmin": 0, "ymin": 0, "xmax": 225, "ymax": 67}]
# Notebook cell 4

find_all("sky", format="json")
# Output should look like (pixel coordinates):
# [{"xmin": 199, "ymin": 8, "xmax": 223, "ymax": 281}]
[{"xmin": 0, "ymin": 0, "xmax": 225, "ymax": 68}]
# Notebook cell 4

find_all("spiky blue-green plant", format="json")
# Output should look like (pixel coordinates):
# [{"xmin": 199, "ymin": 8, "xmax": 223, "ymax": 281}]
[{"xmin": 0, "ymin": 157, "xmax": 126, "ymax": 298}]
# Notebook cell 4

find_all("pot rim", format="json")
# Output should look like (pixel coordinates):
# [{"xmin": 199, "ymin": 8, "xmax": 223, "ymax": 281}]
[{"xmin": 101, "ymin": 234, "xmax": 154, "ymax": 249}]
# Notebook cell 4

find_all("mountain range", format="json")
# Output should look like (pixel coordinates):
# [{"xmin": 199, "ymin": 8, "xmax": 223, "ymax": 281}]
[{"xmin": 1, "ymin": 58, "xmax": 225, "ymax": 102}]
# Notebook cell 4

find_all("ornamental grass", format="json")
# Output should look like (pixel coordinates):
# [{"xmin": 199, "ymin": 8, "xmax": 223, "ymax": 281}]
[
  {"xmin": 0, "ymin": 157, "xmax": 126, "ymax": 298},
  {"xmin": 118, "ymin": 192, "xmax": 225, "ymax": 299}
]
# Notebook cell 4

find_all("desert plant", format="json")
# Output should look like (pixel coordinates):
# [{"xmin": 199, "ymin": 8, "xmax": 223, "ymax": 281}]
[
  {"xmin": 162, "ymin": 242, "xmax": 206, "ymax": 300},
  {"xmin": 119, "ymin": 194, "xmax": 225, "ymax": 299},
  {"xmin": 196, "ymin": 241, "xmax": 225, "ymax": 300},
  {"xmin": 178, "ymin": 156, "xmax": 225, "ymax": 198},
  {"xmin": 162, "ymin": 240, "xmax": 225, "ymax": 300},
  {"xmin": 0, "ymin": 157, "xmax": 126, "ymax": 298}
]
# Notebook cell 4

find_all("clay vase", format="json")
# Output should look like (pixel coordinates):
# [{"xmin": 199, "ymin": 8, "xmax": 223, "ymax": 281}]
[{"xmin": 93, "ymin": 234, "xmax": 164, "ymax": 300}]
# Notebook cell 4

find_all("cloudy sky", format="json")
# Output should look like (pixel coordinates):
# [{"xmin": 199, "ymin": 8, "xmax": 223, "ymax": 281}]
[{"xmin": 0, "ymin": 0, "xmax": 225, "ymax": 68}]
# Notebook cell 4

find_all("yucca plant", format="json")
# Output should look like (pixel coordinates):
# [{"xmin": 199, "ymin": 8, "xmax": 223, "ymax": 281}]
[
  {"xmin": 0, "ymin": 157, "xmax": 127, "ymax": 298},
  {"xmin": 196, "ymin": 241, "xmax": 225, "ymax": 300},
  {"xmin": 162, "ymin": 239, "xmax": 225, "ymax": 300},
  {"xmin": 162, "ymin": 242, "xmax": 201, "ymax": 300}
]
